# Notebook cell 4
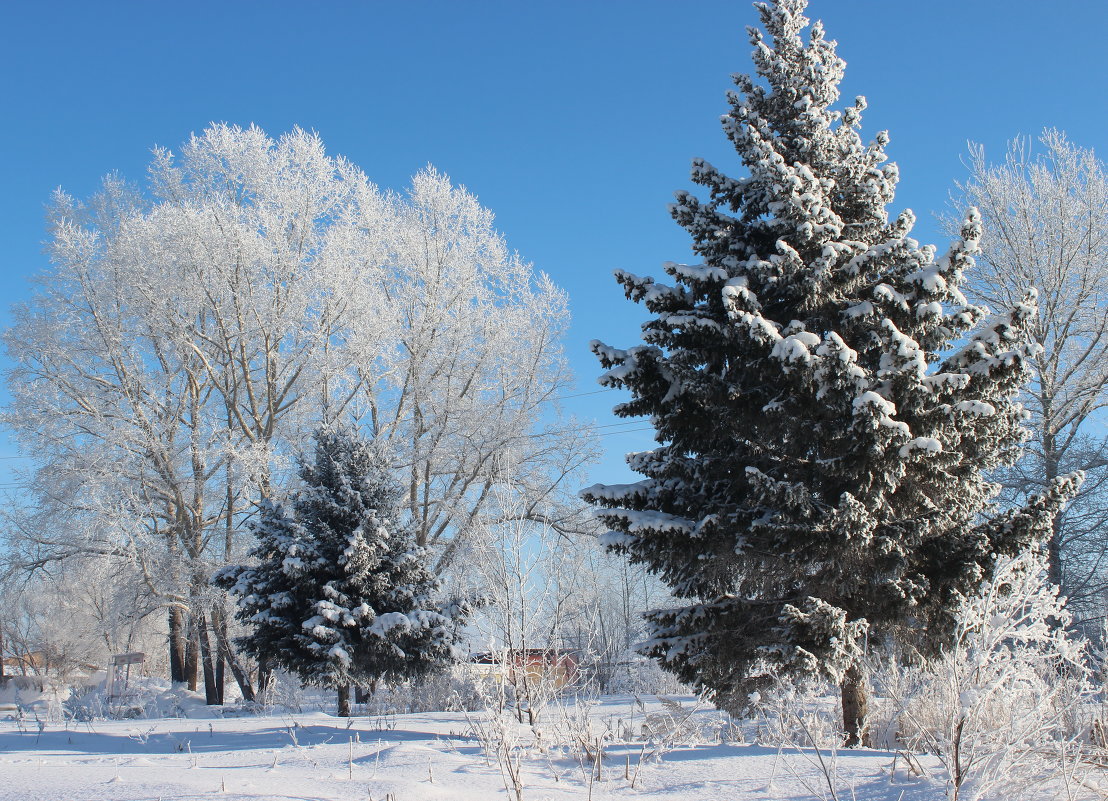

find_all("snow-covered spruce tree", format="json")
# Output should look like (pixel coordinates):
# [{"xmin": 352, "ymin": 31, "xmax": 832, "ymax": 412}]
[
  {"xmin": 216, "ymin": 428, "xmax": 466, "ymax": 716},
  {"xmin": 582, "ymin": 0, "xmax": 1078, "ymax": 745}
]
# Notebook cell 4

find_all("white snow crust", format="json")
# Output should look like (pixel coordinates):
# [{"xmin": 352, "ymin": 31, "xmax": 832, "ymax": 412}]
[{"xmin": 0, "ymin": 695, "xmax": 954, "ymax": 801}]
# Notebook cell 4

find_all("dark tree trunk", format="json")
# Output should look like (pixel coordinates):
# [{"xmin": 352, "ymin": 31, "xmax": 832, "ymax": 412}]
[
  {"xmin": 841, "ymin": 663, "xmax": 870, "ymax": 748},
  {"xmin": 197, "ymin": 612, "xmax": 220, "ymax": 705},
  {"xmin": 212, "ymin": 605, "xmax": 254, "ymax": 702},
  {"xmin": 256, "ymin": 656, "xmax": 273, "ymax": 706},
  {"xmin": 1047, "ymin": 519, "xmax": 1063, "ymax": 590},
  {"xmin": 337, "ymin": 684, "xmax": 352, "ymax": 717},
  {"xmin": 185, "ymin": 614, "xmax": 199, "ymax": 692},
  {"xmin": 214, "ymin": 653, "xmax": 225, "ymax": 705},
  {"xmin": 169, "ymin": 607, "xmax": 189, "ymax": 685},
  {"xmin": 354, "ymin": 680, "xmax": 378, "ymax": 705},
  {"xmin": 1043, "ymin": 419, "xmax": 1064, "ymax": 591}
]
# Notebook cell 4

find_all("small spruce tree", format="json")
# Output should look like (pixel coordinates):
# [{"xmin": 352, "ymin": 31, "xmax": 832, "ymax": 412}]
[
  {"xmin": 216, "ymin": 428, "xmax": 466, "ymax": 716},
  {"xmin": 582, "ymin": 0, "xmax": 1078, "ymax": 745}
]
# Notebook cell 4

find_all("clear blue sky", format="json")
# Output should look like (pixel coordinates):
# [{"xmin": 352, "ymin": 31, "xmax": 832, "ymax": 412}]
[{"xmin": 3, "ymin": 0, "xmax": 1107, "ymax": 490}]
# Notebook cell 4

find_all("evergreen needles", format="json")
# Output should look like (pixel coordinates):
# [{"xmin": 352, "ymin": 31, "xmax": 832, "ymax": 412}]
[
  {"xmin": 582, "ymin": 0, "xmax": 1079, "ymax": 739},
  {"xmin": 217, "ymin": 428, "xmax": 467, "ymax": 709}
]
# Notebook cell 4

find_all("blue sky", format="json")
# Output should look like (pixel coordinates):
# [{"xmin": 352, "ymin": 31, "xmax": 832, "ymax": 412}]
[{"xmin": 3, "ymin": 0, "xmax": 1107, "ymax": 490}]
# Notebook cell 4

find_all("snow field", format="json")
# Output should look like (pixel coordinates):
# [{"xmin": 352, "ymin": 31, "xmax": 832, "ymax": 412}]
[{"xmin": 0, "ymin": 696, "xmax": 948, "ymax": 801}]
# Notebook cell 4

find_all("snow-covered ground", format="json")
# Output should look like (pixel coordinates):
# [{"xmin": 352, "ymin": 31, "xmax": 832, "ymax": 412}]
[{"xmin": 0, "ymin": 694, "xmax": 951, "ymax": 801}]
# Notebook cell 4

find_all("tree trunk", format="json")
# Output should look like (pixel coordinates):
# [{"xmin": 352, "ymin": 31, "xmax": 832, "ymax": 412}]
[
  {"xmin": 169, "ymin": 607, "xmax": 189, "ymax": 685},
  {"xmin": 1043, "ymin": 418, "xmax": 1064, "ymax": 590},
  {"xmin": 185, "ymin": 614, "xmax": 200, "ymax": 692},
  {"xmin": 197, "ymin": 612, "xmax": 220, "ymax": 705},
  {"xmin": 214, "ymin": 652, "xmax": 225, "ymax": 705},
  {"xmin": 840, "ymin": 663, "xmax": 870, "ymax": 747},
  {"xmin": 256, "ymin": 656, "xmax": 273, "ymax": 706},
  {"xmin": 1047, "ymin": 519, "xmax": 1064, "ymax": 590},
  {"xmin": 212, "ymin": 605, "xmax": 255, "ymax": 702},
  {"xmin": 337, "ymin": 684, "xmax": 352, "ymax": 717},
  {"xmin": 354, "ymin": 680, "xmax": 378, "ymax": 705}
]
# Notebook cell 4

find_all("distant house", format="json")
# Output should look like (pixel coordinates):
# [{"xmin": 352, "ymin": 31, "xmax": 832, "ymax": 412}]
[
  {"xmin": 1, "ymin": 651, "xmax": 49, "ymax": 676},
  {"xmin": 467, "ymin": 649, "xmax": 579, "ymax": 690},
  {"xmin": 2, "ymin": 651, "xmax": 102, "ymax": 682}
]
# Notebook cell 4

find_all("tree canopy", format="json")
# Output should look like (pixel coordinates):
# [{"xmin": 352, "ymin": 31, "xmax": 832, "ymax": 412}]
[{"xmin": 583, "ymin": 0, "xmax": 1077, "ymax": 731}]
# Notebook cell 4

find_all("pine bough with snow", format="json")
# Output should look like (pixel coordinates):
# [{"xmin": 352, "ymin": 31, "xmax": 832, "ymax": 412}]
[
  {"xmin": 217, "ymin": 429, "xmax": 466, "ymax": 714},
  {"xmin": 582, "ymin": 0, "xmax": 1078, "ymax": 742}
]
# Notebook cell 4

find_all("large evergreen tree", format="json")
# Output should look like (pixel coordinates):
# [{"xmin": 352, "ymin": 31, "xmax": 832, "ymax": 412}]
[
  {"xmin": 217, "ymin": 428, "xmax": 466, "ymax": 716},
  {"xmin": 582, "ymin": 0, "xmax": 1078, "ymax": 744}
]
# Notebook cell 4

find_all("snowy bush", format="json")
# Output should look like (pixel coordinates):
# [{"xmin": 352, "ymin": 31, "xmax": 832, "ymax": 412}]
[
  {"xmin": 355, "ymin": 667, "xmax": 487, "ymax": 714},
  {"xmin": 600, "ymin": 656, "xmax": 693, "ymax": 697},
  {"xmin": 873, "ymin": 548, "xmax": 1095, "ymax": 801},
  {"xmin": 748, "ymin": 678, "xmax": 843, "ymax": 751},
  {"xmin": 62, "ymin": 677, "xmax": 225, "ymax": 721}
]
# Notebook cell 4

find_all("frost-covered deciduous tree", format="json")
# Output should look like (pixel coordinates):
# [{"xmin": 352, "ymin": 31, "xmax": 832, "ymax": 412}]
[
  {"xmin": 356, "ymin": 169, "xmax": 596, "ymax": 568},
  {"xmin": 949, "ymin": 130, "xmax": 1108, "ymax": 622},
  {"xmin": 461, "ymin": 454, "xmax": 668, "ymax": 713},
  {"xmin": 3, "ymin": 124, "xmax": 592, "ymax": 703},
  {"xmin": 0, "ymin": 554, "xmax": 163, "ymax": 682},
  {"xmin": 582, "ymin": 0, "xmax": 1076, "ymax": 745},
  {"xmin": 3, "ymin": 130, "xmax": 373, "ymax": 702},
  {"xmin": 216, "ymin": 428, "xmax": 466, "ymax": 716},
  {"xmin": 463, "ymin": 469, "xmax": 592, "ymax": 722},
  {"xmin": 564, "ymin": 547, "xmax": 670, "ymax": 694}
]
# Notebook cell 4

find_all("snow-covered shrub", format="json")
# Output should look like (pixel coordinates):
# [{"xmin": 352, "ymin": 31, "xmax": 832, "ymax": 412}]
[
  {"xmin": 262, "ymin": 671, "xmax": 321, "ymax": 714},
  {"xmin": 462, "ymin": 672, "xmax": 539, "ymax": 801},
  {"xmin": 635, "ymin": 695, "xmax": 726, "ymax": 747},
  {"xmin": 748, "ymin": 677, "xmax": 843, "ymax": 750},
  {"xmin": 62, "ymin": 677, "xmax": 225, "ymax": 720},
  {"xmin": 601, "ymin": 656, "xmax": 693, "ymax": 697},
  {"xmin": 874, "ymin": 548, "xmax": 1093, "ymax": 801},
  {"xmin": 355, "ymin": 668, "xmax": 486, "ymax": 714}
]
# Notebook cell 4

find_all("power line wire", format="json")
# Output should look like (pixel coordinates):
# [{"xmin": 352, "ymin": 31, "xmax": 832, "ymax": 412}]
[
  {"xmin": 551, "ymin": 388, "xmax": 619, "ymax": 401},
  {"xmin": 598, "ymin": 426, "xmax": 655, "ymax": 438}
]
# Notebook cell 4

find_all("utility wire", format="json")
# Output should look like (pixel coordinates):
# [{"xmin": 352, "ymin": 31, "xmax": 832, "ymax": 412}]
[
  {"xmin": 598, "ymin": 426, "xmax": 655, "ymax": 438},
  {"xmin": 551, "ymin": 388, "xmax": 620, "ymax": 401}
]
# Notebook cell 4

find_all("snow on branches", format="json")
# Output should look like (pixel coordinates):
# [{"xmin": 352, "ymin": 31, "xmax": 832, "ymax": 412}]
[
  {"xmin": 216, "ymin": 428, "xmax": 467, "ymax": 695},
  {"xmin": 582, "ymin": 0, "xmax": 1077, "ymax": 732}
]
